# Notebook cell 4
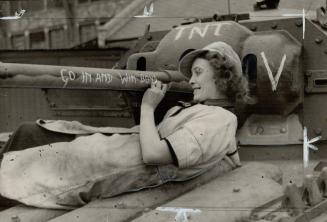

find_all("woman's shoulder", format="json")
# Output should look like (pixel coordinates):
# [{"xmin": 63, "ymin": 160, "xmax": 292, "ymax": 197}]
[
  {"xmin": 195, "ymin": 104, "xmax": 237, "ymax": 124},
  {"xmin": 163, "ymin": 103, "xmax": 237, "ymax": 125}
]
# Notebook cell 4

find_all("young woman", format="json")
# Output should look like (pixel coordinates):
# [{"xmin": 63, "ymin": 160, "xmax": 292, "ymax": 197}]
[{"xmin": 0, "ymin": 41, "xmax": 250, "ymax": 209}]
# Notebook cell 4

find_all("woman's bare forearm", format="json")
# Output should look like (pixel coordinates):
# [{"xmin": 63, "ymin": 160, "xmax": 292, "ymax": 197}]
[{"xmin": 140, "ymin": 105, "xmax": 172, "ymax": 165}]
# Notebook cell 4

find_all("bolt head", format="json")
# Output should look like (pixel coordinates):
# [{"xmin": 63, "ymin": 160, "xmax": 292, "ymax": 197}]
[
  {"xmin": 280, "ymin": 128, "xmax": 287, "ymax": 134},
  {"xmin": 306, "ymin": 72, "xmax": 312, "ymax": 77},
  {"xmin": 146, "ymin": 35, "xmax": 152, "ymax": 40},
  {"xmin": 295, "ymin": 20, "xmax": 303, "ymax": 27},
  {"xmin": 256, "ymin": 126, "xmax": 264, "ymax": 135},
  {"xmin": 314, "ymin": 128, "xmax": 322, "ymax": 135},
  {"xmin": 250, "ymin": 25, "xmax": 257, "ymax": 31}
]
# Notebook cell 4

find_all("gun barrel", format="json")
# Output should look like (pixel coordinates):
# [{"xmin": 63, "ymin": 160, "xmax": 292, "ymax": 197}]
[{"xmin": 0, "ymin": 62, "xmax": 189, "ymax": 91}]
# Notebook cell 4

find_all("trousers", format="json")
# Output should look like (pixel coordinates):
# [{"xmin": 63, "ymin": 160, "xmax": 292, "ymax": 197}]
[
  {"xmin": 2, "ymin": 122, "xmax": 75, "ymax": 155},
  {"xmin": 0, "ymin": 122, "xmax": 75, "ymax": 207}
]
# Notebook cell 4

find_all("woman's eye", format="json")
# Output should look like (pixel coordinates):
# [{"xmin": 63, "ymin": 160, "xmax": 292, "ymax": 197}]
[{"xmin": 193, "ymin": 67, "xmax": 203, "ymax": 76}]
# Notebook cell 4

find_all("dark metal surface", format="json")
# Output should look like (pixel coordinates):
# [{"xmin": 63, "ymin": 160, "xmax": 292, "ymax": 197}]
[
  {"xmin": 241, "ymin": 18, "xmax": 327, "ymax": 139},
  {"xmin": 45, "ymin": 90, "xmax": 132, "ymax": 118},
  {"xmin": 241, "ymin": 18, "xmax": 304, "ymax": 43},
  {"xmin": 306, "ymin": 70, "xmax": 327, "ymax": 93},
  {"xmin": 303, "ymin": 95, "xmax": 327, "ymax": 140},
  {"xmin": 303, "ymin": 20, "xmax": 327, "ymax": 71},
  {"xmin": 241, "ymin": 30, "xmax": 302, "ymax": 115},
  {"xmin": 302, "ymin": 22, "xmax": 327, "ymax": 139},
  {"xmin": 0, "ymin": 49, "xmax": 125, "ymax": 69},
  {"xmin": 0, "ymin": 88, "xmax": 52, "ymax": 132}
]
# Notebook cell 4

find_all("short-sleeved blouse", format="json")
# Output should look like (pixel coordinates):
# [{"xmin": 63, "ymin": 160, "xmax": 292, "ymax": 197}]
[{"xmin": 0, "ymin": 104, "xmax": 237, "ymax": 209}]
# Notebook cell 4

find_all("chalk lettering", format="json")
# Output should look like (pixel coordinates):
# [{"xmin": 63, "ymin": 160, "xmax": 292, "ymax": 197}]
[
  {"xmin": 150, "ymin": 74, "xmax": 157, "ymax": 82},
  {"xmin": 82, "ymin": 71, "xmax": 92, "ymax": 84},
  {"xmin": 189, "ymin": 26, "xmax": 209, "ymax": 39},
  {"xmin": 140, "ymin": 74, "xmax": 146, "ymax": 83},
  {"xmin": 212, "ymin": 23, "xmax": 225, "ymax": 36},
  {"xmin": 140, "ymin": 73, "xmax": 157, "ymax": 83},
  {"xmin": 61, "ymin": 69, "xmax": 157, "ymax": 87},
  {"xmin": 68, "ymin": 70, "xmax": 76, "ymax": 81},
  {"xmin": 119, "ymin": 73, "xmax": 137, "ymax": 85},
  {"xmin": 95, "ymin": 73, "xmax": 102, "ymax": 83},
  {"xmin": 101, "ymin": 73, "xmax": 113, "ymax": 84},
  {"xmin": 174, "ymin": 26, "xmax": 188, "ymax": 41},
  {"xmin": 101, "ymin": 73, "xmax": 107, "ymax": 83},
  {"xmin": 120, "ymin": 73, "xmax": 128, "ymax": 85},
  {"xmin": 261, "ymin": 52, "xmax": 287, "ymax": 91},
  {"xmin": 60, "ymin": 69, "xmax": 69, "ymax": 88},
  {"xmin": 174, "ymin": 23, "xmax": 229, "ymax": 41},
  {"xmin": 131, "ymin": 74, "xmax": 137, "ymax": 84},
  {"xmin": 108, "ymin": 74, "xmax": 113, "ymax": 83}
]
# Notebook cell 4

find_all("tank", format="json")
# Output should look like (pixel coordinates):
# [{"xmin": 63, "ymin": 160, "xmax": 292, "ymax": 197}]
[{"xmin": 1, "ymin": 2, "xmax": 327, "ymax": 221}]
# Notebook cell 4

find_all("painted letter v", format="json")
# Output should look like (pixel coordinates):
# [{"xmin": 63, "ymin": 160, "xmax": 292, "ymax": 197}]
[{"xmin": 260, "ymin": 52, "xmax": 287, "ymax": 91}]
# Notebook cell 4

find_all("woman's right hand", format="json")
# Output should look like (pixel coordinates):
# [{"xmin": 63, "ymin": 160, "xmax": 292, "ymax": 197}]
[{"xmin": 141, "ymin": 80, "xmax": 167, "ymax": 111}]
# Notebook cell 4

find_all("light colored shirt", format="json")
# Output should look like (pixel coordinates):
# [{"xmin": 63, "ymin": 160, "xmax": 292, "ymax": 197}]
[{"xmin": 0, "ymin": 104, "xmax": 237, "ymax": 209}]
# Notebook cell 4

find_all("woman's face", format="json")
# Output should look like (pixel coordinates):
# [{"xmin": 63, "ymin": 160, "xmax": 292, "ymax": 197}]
[{"xmin": 189, "ymin": 58, "xmax": 225, "ymax": 102}]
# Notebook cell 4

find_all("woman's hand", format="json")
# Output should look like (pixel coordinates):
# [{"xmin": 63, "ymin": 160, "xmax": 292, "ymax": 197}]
[
  {"xmin": 140, "ymin": 80, "xmax": 173, "ymax": 165},
  {"xmin": 141, "ymin": 80, "xmax": 167, "ymax": 111}
]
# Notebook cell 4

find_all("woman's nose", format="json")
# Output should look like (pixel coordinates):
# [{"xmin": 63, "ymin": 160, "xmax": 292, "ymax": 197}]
[{"xmin": 189, "ymin": 74, "xmax": 196, "ymax": 85}]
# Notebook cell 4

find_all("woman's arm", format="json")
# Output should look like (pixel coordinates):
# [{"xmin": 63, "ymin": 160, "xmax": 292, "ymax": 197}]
[{"xmin": 140, "ymin": 81, "xmax": 173, "ymax": 165}]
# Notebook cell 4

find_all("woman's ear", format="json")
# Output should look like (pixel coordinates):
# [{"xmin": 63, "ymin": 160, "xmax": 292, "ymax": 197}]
[{"xmin": 223, "ymin": 70, "xmax": 233, "ymax": 80}]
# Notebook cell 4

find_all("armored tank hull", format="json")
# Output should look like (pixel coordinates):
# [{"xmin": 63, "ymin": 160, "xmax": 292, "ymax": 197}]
[{"xmin": 1, "ymin": 3, "xmax": 327, "ymax": 221}]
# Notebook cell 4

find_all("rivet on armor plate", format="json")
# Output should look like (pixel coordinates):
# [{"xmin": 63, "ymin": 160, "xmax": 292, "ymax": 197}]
[
  {"xmin": 271, "ymin": 23, "xmax": 278, "ymax": 29},
  {"xmin": 314, "ymin": 128, "xmax": 322, "ymax": 135},
  {"xmin": 256, "ymin": 126, "xmax": 264, "ymax": 135},
  {"xmin": 280, "ymin": 128, "xmax": 287, "ymax": 133},
  {"xmin": 295, "ymin": 20, "xmax": 303, "ymax": 27},
  {"xmin": 315, "ymin": 38, "xmax": 323, "ymax": 44},
  {"xmin": 250, "ymin": 25, "xmax": 257, "ymax": 31}
]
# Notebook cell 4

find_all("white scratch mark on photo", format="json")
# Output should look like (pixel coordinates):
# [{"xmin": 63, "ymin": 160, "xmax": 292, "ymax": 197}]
[
  {"xmin": 156, "ymin": 207, "xmax": 201, "ymax": 222},
  {"xmin": 134, "ymin": 2, "xmax": 154, "ymax": 18},
  {"xmin": 281, "ymin": 8, "xmax": 305, "ymax": 39},
  {"xmin": 303, "ymin": 127, "xmax": 321, "ymax": 169},
  {"xmin": 0, "ymin": 9, "xmax": 26, "ymax": 20},
  {"xmin": 302, "ymin": 8, "xmax": 305, "ymax": 39}
]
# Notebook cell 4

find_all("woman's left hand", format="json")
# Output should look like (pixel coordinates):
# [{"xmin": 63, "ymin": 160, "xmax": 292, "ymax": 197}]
[{"xmin": 141, "ymin": 80, "xmax": 167, "ymax": 111}]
